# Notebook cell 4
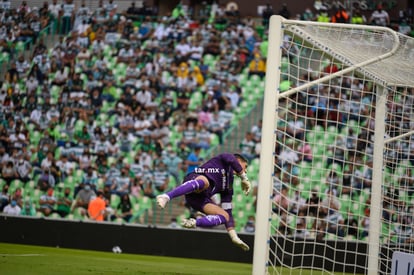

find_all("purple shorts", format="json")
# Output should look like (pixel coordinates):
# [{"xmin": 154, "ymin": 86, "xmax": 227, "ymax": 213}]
[{"xmin": 183, "ymin": 173, "xmax": 215, "ymax": 212}]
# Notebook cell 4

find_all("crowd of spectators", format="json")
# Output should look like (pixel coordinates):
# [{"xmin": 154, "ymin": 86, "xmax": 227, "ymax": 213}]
[
  {"xmin": 255, "ymin": 2, "xmax": 414, "ymax": 243},
  {"xmin": 261, "ymin": 2, "xmax": 413, "ymax": 36},
  {"xmin": 271, "ymin": 55, "xmax": 414, "ymax": 242},
  {"xmin": 0, "ymin": 1, "xmax": 268, "ymax": 225}
]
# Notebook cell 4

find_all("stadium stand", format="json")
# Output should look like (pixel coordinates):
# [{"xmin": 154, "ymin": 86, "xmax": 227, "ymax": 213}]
[
  {"xmin": 0, "ymin": 1, "xmax": 266, "ymax": 229},
  {"xmin": 0, "ymin": 1, "xmax": 413, "ymax": 241}
]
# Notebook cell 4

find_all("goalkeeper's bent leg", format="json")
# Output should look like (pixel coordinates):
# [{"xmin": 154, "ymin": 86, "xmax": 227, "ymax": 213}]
[
  {"xmin": 194, "ymin": 214, "xmax": 227, "ymax": 227},
  {"xmin": 166, "ymin": 178, "xmax": 206, "ymax": 199},
  {"xmin": 157, "ymin": 178, "xmax": 207, "ymax": 209}
]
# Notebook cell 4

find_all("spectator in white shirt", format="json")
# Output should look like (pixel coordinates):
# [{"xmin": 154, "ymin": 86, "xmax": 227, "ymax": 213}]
[
  {"xmin": 91, "ymin": 38, "xmax": 105, "ymax": 54},
  {"xmin": 9, "ymin": 128, "xmax": 28, "ymax": 148},
  {"xmin": 104, "ymin": 0, "xmax": 118, "ymax": 14},
  {"xmin": 1, "ymin": 0, "xmax": 11, "ymax": 11},
  {"xmin": 3, "ymin": 200, "xmax": 21, "ymax": 215},
  {"xmin": 278, "ymin": 140, "xmax": 299, "ymax": 169},
  {"xmin": 189, "ymin": 41, "xmax": 203, "ymax": 62},
  {"xmin": 369, "ymin": 4, "xmax": 390, "ymax": 26},
  {"xmin": 153, "ymin": 19, "xmax": 168, "ymax": 40},
  {"xmin": 40, "ymin": 152, "xmax": 55, "ymax": 170},
  {"xmin": 15, "ymin": 55, "xmax": 30, "ymax": 79},
  {"xmin": 175, "ymin": 38, "xmax": 191, "ymax": 59},
  {"xmin": 48, "ymin": 0, "xmax": 62, "ymax": 19},
  {"xmin": 134, "ymin": 112, "xmax": 152, "ymax": 137},
  {"xmin": 29, "ymin": 106, "xmax": 43, "ymax": 128},
  {"xmin": 117, "ymin": 43, "xmax": 134, "ymax": 63},
  {"xmin": 0, "ymin": 145, "xmax": 10, "ymax": 169},
  {"xmin": 78, "ymin": 147, "xmax": 93, "ymax": 170},
  {"xmin": 56, "ymin": 155, "xmax": 75, "ymax": 178},
  {"xmin": 25, "ymin": 73, "xmax": 39, "ymax": 94},
  {"xmin": 136, "ymin": 86, "xmax": 153, "ymax": 108},
  {"xmin": 52, "ymin": 66, "xmax": 68, "ymax": 87},
  {"xmin": 225, "ymin": 88, "xmax": 240, "ymax": 110},
  {"xmin": 46, "ymin": 104, "xmax": 60, "ymax": 123},
  {"xmin": 105, "ymin": 136, "xmax": 120, "ymax": 157},
  {"xmin": 15, "ymin": 154, "xmax": 32, "ymax": 183}
]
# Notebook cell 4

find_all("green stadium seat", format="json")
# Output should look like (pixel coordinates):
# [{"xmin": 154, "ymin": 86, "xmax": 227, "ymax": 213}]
[
  {"xmin": 96, "ymin": 178, "xmax": 104, "ymax": 190},
  {"xmin": 235, "ymin": 210, "xmax": 248, "ymax": 228},
  {"xmin": 31, "ymin": 189, "xmax": 43, "ymax": 208},
  {"xmin": 74, "ymin": 119, "xmax": 86, "ymax": 134},
  {"xmin": 73, "ymin": 169, "xmax": 84, "ymax": 183},
  {"xmin": 64, "ymin": 176, "xmax": 76, "ymax": 189},
  {"xmin": 339, "ymin": 194, "xmax": 352, "ymax": 214},
  {"xmin": 26, "ymin": 180, "xmax": 36, "ymax": 191},
  {"xmin": 209, "ymin": 133, "xmax": 220, "ymax": 147},
  {"xmin": 112, "ymin": 217, "xmax": 124, "ymax": 224},
  {"xmin": 73, "ymin": 207, "xmax": 86, "ymax": 220},
  {"xmin": 15, "ymin": 41, "xmax": 25, "ymax": 52},
  {"xmin": 9, "ymin": 179, "xmax": 23, "ymax": 193},
  {"xmin": 250, "ymin": 157, "xmax": 260, "ymax": 172},
  {"xmin": 49, "ymin": 213, "xmax": 61, "ymax": 219},
  {"xmin": 352, "ymin": 201, "xmax": 365, "ymax": 216},
  {"xmin": 281, "ymin": 56, "xmax": 289, "ymax": 73},
  {"xmin": 234, "ymin": 193, "xmax": 244, "ymax": 204},
  {"xmin": 168, "ymin": 175, "xmax": 177, "ymax": 190},
  {"xmin": 36, "ymin": 211, "xmax": 44, "ymax": 218},
  {"xmin": 325, "ymin": 233, "xmax": 338, "ymax": 240},
  {"xmin": 238, "ymin": 73, "xmax": 248, "ymax": 86},
  {"xmin": 94, "ymin": 113, "xmax": 108, "ymax": 128},
  {"xmin": 110, "ymin": 194, "xmax": 120, "ymax": 209},
  {"xmin": 244, "ymin": 202, "xmax": 255, "ymax": 217},
  {"xmin": 298, "ymin": 161, "xmax": 312, "ymax": 178},
  {"xmin": 100, "ymin": 100, "xmax": 112, "ymax": 113},
  {"xmin": 0, "ymin": 51, "xmax": 9, "ymax": 63},
  {"xmin": 237, "ymin": 100, "xmax": 252, "ymax": 115},
  {"xmin": 270, "ymin": 213, "xmax": 280, "ymax": 235},
  {"xmin": 214, "ymin": 23, "xmax": 226, "ymax": 31},
  {"xmin": 203, "ymin": 54, "xmax": 216, "ymax": 67},
  {"xmin": 250, "ymin": 87, "xmax": 263, "ymax": 100},
  {"xmin": 188, "ymin": 91, "xmax": 203, "ymax": 111},
  {"xmin": 115, "ymin": 62, "xmax": 127, "ymax": 76},
  {"xmin": 30, "ymin": 130, "xmax": 42, "ymax": 146},
  {"xmin": 138, "ymin": 196, "xmax": 153, "ymax": 211},
  {"xmin": 249, "ymin": 74, "xmax": 261, "ymax": 86},
  {"xmin": 54, "ymin": 146, "xmax": 62, "ymax": 160}
]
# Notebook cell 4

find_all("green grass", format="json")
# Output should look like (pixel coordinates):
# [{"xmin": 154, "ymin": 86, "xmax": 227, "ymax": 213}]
[
  {"xmin": 0, "ymin": 243, "xmax": 358, "ymax": 275},
  {"xmin": 0, "ymin": 243, "xmax": 250, "ymax": 275}
]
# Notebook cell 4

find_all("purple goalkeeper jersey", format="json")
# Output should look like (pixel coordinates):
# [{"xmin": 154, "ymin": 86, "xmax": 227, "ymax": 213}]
[
  {"xmin": 192, "ymin": 153, "xmax": 243, "ymax": 197},
  {"xmin": 183, "ymin": 153, "xmax": 242, "ymax": 228}
]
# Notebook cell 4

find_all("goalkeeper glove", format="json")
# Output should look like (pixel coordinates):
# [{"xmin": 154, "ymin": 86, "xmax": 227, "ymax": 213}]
[
  {"xmin": 239, "ymin": 172, "xmax": 251, "ymax": 195},
  {"xmin": 228, "ymin": 229, "xmax": 250, "ymax": 251}
]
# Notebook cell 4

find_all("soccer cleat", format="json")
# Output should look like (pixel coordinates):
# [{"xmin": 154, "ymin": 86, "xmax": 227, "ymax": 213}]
[
  {"xmin": 156, "ymin": 194, "xmax": 170, "ymax": 209},
  {"xmin": 232, "ymin": 238, "xmax": 250, "ymax": 251},
  {"xmin": 181, "ymin": 218, "xmax": 197, "ymax": 228}
]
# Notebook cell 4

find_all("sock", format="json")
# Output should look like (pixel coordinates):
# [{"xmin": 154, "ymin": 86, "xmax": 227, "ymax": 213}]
[
  {"xmin": 166, "ymin": 179, "xmax": 206, "ymax": 199},
  {"xmin": 196, "ymin": 214, "xmax": 227, "ymax": 227}
]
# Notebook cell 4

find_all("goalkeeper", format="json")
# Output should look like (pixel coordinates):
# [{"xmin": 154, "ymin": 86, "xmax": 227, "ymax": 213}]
[{"xmin": 156, "ymin": 153, "xmax": 251, "ymax": 251}]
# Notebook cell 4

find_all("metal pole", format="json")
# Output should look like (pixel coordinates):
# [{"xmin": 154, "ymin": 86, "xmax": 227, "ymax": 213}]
[
  {"xmin": 366, "ymin": 84, "xmax": 387, "ymax": 275},
  {"xmin": 252, "ymin": 15, "xmax": 284, "ymax": 275}
]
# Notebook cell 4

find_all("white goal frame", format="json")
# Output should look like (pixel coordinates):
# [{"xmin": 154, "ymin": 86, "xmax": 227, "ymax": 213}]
[{"xmin": 253, "ymin": 15, "xmax": 414, "ymax": 275}]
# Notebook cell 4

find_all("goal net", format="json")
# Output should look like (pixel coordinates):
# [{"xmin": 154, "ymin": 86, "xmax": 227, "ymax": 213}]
[{"xmin": 253, "ymin": 16, "xmax": 414, "ymax": 275}]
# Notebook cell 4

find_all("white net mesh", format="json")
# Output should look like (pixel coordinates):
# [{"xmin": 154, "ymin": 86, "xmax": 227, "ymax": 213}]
[{"xmin": 260, "ymin": 17, "xmax": 414, "ymax": 275}]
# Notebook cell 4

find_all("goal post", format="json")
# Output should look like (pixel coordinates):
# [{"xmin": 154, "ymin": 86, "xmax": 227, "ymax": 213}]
[
  {"xmin": 253, "ymin": 15, "xmax": 414, "ymax": 275},
  {"xmin": 252, "ymin": 15, "xmax": 283, "ymax": 275}
]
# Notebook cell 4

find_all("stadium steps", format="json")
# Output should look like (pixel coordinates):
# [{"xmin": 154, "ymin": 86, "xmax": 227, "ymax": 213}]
[{"xmin": 209, "ymin": 94, "xmax": 264, "ymax": 156}]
